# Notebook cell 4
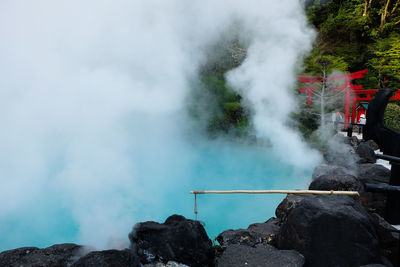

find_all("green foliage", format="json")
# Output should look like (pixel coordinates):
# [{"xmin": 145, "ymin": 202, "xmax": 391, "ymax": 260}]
[
  {"xmin": 384, "ymin": 103, "xmax": 400, "ymax": 131},
  {"xmin": 188, "ymin": 41, "xmax": 250, "ymax": 138},
  {"xmin": 303, "ymin": 51, "xmax": 349, "ymax": 74},
  {"xmin": 305, "ymin": 0, "xmax": 400, "ymax": 89},
  {"xmin": 291, "ymin": 107, "xmax": 319, "ymax": 139},
  {"xmin": 370, "ymin": 33, "xmax": 400, "ymax": 88}
]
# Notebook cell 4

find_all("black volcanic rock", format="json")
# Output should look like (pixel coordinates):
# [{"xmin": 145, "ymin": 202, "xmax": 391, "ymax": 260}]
[
  {"xmin": 309, "ymin": 173, "xmax": 362, "ymax": 192},
  {"xmin": 312, "ymin": 164, "xmax": 355, "ymax": 181},
  {"xmin": 215, "ymin": 243, "xmax": 304, "ymax": 267},
  {"xmin": 356, "ymin": 163, "xmax": 391, "ymax": 184},
  {"xmin": 0, "ymin": 243, "xmax": 81, "ymax": 267},
  {"xmin": 356, "ymin": 142, "xmax": 377, "ymax": 163},
  {"xmin": 365, "ymin": 140, "xmax": 380, "ymax": 150},
  {"xmin": 143, "ymin": 261, "xmax": 189, "ymax": 266},
  {"xmin": 129, "ymin": 214, "xmax": 214, "ymax": 267},
  {"xmin": 356, "ymin": 163, "xmax": 390, "ymax": 216},
  {"xmin": 72, "ymin": 249, "xmax": 140, "ymax": 267},
  {"xmin": 275, "ymin": 194, "xmax": 306, "ymax": 223},
  {"xmin": 277, "ymin": 195, "xmax": 382, "ymax": 267},
  {"xmin": 217, "ymin": 218, "xmax": 280, "ymax": 247},
  {"xmin": 370, "ymin": 213, "xmax": 400, "ymax": 266}
]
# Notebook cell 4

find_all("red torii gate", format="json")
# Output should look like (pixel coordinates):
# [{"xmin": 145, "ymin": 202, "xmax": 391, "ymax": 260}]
[
  {"xmin": 298, "ymin": 69, "xmax": 400, "ymax": 126},
  {"xmin": 298, "ymin": 70, "xmax": 369, "ymax": 126}
]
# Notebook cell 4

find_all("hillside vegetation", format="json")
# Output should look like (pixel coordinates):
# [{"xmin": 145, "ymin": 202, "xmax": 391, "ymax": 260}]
[{"xmin": 192, "ymin": 0, "xmax": 400, "ymax": 138}]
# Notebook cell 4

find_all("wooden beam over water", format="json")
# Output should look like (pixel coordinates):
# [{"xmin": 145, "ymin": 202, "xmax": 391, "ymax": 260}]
[{"xmin": 190, "ymin": 190, "xmax": 359, "ymax": 196}]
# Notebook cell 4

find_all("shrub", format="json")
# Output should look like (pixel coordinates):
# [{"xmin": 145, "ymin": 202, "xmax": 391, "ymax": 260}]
[{"xmin": 384, "ymin": 103, "xmax": 400, "ymax": 131}]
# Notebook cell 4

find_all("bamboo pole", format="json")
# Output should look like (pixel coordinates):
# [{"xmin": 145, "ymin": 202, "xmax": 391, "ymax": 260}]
[{"xmin": 190, "ymin": 190, "xmax": 359, "ymax": 196}]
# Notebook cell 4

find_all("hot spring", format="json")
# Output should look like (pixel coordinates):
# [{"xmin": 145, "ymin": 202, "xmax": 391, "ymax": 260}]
[
  {"xmin": 0, "ymin": 139, "xmax": 314, "ymax": 251},
  {"xmin": 0, "ymin": 0, "xmax": 321, "ymax": 251}
]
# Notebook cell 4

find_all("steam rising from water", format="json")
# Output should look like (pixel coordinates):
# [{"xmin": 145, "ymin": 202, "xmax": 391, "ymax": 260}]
[{"xmin": 0, "ymin": 0, "xmax": 320, "ymax": 250}]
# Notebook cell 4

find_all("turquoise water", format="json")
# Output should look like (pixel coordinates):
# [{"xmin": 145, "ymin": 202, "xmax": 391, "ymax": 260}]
[{"xmin": 0, "ymin": 141, "xmax": 314, "ymax": 251}]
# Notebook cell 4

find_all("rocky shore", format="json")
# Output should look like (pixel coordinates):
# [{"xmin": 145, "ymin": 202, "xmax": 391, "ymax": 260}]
[{"xmin": 1, "ymin": 135, "xmax": 398, "ymax": 267}]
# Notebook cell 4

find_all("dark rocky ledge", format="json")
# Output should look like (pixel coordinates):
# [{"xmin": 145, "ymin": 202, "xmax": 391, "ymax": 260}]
[{"xmin": 0, "ymin": 136, "xmax": 398, "ymax": 266}]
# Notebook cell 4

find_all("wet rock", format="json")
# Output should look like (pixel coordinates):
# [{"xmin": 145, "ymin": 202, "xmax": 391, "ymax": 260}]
[
  {"xmin": 0, "ymin": 243, "xmax": 82, "ymax": 267},
  {"xmin": 72, "ymin": 249, "xmax": 140, "ymax": 267},
  {"xmin": 370, "ymin": 213, "xmax": 400, "ymax": 266},
  {"xmin": 217, "ymin": 218, "xmax": 280, "ymax": 247},
  {"xmin": 357, "ymin": 142, "xmax": 377, "ymax": 163},
  {"xmin": 215, "ymin": 244, "xmax": 304, "ymax": 267},
  {"xmin": 277, "ymin": 195, "xmax": 382, "ymax": 267},
  {"xmin": 309, "ymin": 173, "xmax": 363, "ymax": 192},
  {"xmin": 129, "ymin": 214, "xmax": 214, "ymax": 267}
]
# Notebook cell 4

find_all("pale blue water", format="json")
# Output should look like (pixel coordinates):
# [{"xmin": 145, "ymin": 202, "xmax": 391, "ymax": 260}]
[{"xmin": 0, "ymin": 141, "xmax": 314, "ymax": 251}]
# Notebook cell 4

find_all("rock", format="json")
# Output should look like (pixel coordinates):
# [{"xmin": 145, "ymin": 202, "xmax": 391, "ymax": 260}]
[
  {"xmin": 309, "ymin": 173, "xmax": 363, "ymax": 192},
  {"xmin": 143, "ymin": 261, "xmax": 189, "ymax": 267},
  {"xmin": 365, "ymin": 140, "xmax": 380, "ymax": 150},
  {"xmin": 129, "ymin": 214, "xmax": 214, "ymax": 267},
  {"xmin": 0, "ymin": 243, "xmax": 82, "ymax": 267},
  {"xmin": 324, "ymin": 135, "xmax": 361, "ymax": 169},
  {"xmin": 217, "ymin": 218, "xmax": 280, "ymax": 247},
  {"xmin": 215, "ymin": 244, "xmax": 304, "ymax": 267},
  {"xmin": 357, "ymin": 163, "xmax": 391, "ymax": 184},
  {"xmin": 275, "ymin": 194, "xmax": 307, "ymax": 223},
  {"xmin": 277, "ymin": 195, "xmax": 382, "ymax": 267},
  {"xmin": 350, "ymin": 136, "xmax": 360, "ymax": 147},
  {"xmin": 359, "ymin": 265, "xmax": 387, "ymax": 267},
  {"xmin": 356, "ymin": 163, "xmax": 390, "ymax": 216},
  {"xmin": 370, "ymin": 213, "xmax": 400, "ymax": 266},
  {"xmin": 359, "ymin": 190, "xmax": 387, "ymax": 217},
  {"xmin": 72, "ymin": 249, "xmax": 140, "ymax": 267},
  {"xmin": 356, "ymin": 142, "xmax": 377, "ymax": 163},
  {"xmin": 312, "ymin": 164, "xmax": 355, "ymax": 180}
]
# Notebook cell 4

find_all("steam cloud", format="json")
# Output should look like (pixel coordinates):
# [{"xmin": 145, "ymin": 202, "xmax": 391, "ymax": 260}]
[{"xmin": 0, "ymin": 0, "xmax": 321, "ymax": 250}]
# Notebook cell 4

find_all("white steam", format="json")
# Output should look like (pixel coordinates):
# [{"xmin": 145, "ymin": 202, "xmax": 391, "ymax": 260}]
[{"xmin": 0, "ymin": 0, "xmax": 320, "ymax": 250}]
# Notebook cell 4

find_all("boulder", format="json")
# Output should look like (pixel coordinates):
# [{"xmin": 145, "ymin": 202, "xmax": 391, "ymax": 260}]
[
  {"xmin": 359, "ymin": 265, "xmax": 387, "ymax": 267},
  {"xmin": 356, "ymin": 163, "xmax": 391, "ymax": 184},
  {"xmin": 215, "ymin": 244, "xmax": 304, "ymax": 267},
  {"xmin": 309, "ymin": 173, "xmax": 362, "ymax": 192},
  {"xmin": 350, "ymin": 136, "xmax": 360, "ymax": 147},
  {"xmin": 275, "ymin": 194, "xmax": 308, "ymax": 223},
  {"xmin": 277, "ymin": 195, "xmax": 382, "ymax": 267},
  {"xmin": 324, "ymin": 135, "xmax": 360, "ymax": 169},
  {"xmin": 365, "ymin": 140, "xmax": 380, "ymax": 151},
  {"xmin": 217, "ymin": 218, "xmax": 280, "ymax": 247},
  {"xmin": 143, "ymin": 261, "xmax": 189, "ymax": 267},
  {"xmin": 312, "ymin": 164, "xmax": 355, "ymax": 181},
  {"xmin": 129, "ymin": 214, "xmax": 214, "ymax": 267},
  {"xmin": 370, "ymin": 213, "xmax": 400, "ymax": 266},
  {"xmin": 0, "ymin": 243, "xmax": 82, "ymax": 267},
  {"xmin": 356, "ymin": 163, "xmax": 390, "ymax": 216},
  {"xmin": 356, "ymin": 142, "xmax": 377, "ymax": 163},
  {"xmin": 72, "ymin": 249, "xmax": 140, "ymax": 267},
  {"xmin": 359, "ymin": 190, "xmax": 387, "ymax": 217}
]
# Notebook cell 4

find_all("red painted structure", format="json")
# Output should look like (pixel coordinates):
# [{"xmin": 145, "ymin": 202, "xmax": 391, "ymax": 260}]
[
  {"xmin": 355, "ymin": 102, "xmax": 367, "ymax": 123},
  {"xmin": 298, "ymin": 69, "xmax": 400, "ymax": 126}
]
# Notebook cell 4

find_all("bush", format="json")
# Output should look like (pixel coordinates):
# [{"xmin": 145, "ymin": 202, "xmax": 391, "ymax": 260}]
[{"xmin": 384, "ymin": 103, "xmax": 400, "ymax": 131}]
